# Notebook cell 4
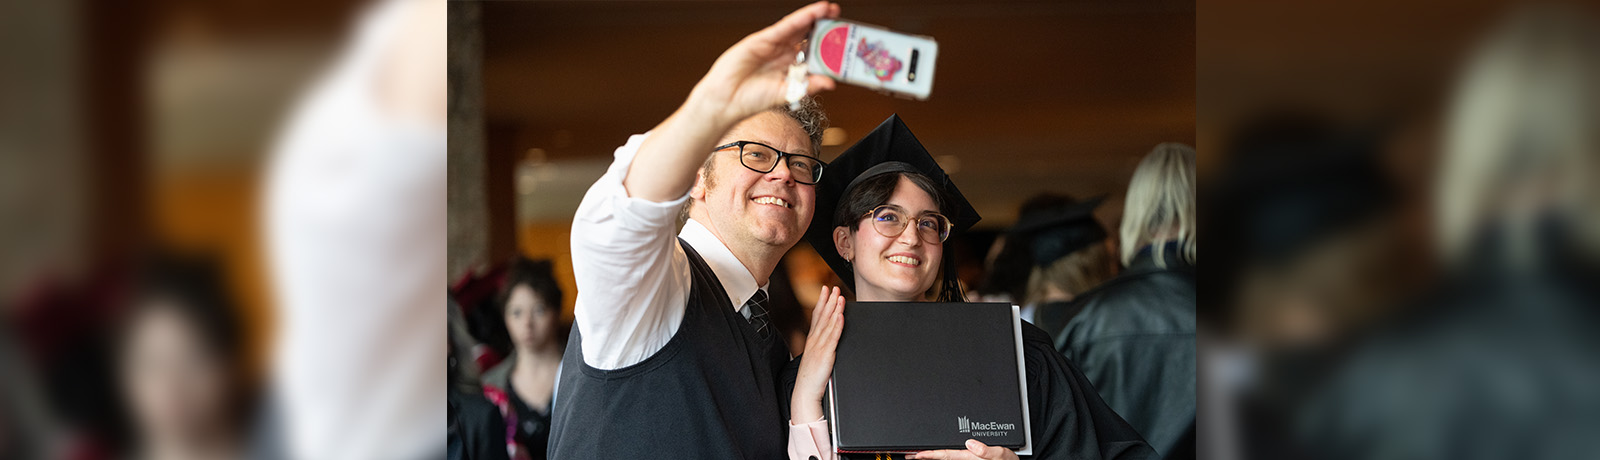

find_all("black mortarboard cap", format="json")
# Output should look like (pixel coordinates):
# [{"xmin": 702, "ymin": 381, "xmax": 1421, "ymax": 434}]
[
  {"xmin": 977, "ymin": 194, "xmax": 1106, "ymax": 300},
  {"xmin": 803, "ymin": 114, "xmax": 981, "ymax": 293},
  {"xmin": 1009, "ymin": 195, "xmax": 1108, "ymax": 266}
]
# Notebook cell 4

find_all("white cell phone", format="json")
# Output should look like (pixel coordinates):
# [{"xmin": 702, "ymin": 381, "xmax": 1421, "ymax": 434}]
[{"xmin": 807, "ymin": 19, "xmax": 938, "ymax": 100}]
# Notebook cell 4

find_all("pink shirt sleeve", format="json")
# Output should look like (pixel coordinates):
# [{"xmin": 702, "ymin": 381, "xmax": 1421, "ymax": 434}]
[{"xmin": 788, "ymin": 418, "xmax": 835, "ymax": 460}]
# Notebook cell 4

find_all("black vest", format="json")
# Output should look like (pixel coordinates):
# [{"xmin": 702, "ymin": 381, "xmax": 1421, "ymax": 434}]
[{"xmin": 548, "ymin": 239, "xmax": 791, "ymax": 459}]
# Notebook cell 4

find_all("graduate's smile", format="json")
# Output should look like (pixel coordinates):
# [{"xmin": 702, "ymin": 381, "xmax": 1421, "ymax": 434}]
[{"xmin": 885, "ymin": 252, "xmax": 922, "ymax": 267}]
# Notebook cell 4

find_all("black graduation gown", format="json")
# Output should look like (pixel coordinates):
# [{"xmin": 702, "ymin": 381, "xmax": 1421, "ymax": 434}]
[
  {"xmin": 1032, "ymin": 300, "xmax": 1088, "ymax": 340},
  {"xmin": 783, "ymin": 321, "xmax": 1157, "ymax": 460}
]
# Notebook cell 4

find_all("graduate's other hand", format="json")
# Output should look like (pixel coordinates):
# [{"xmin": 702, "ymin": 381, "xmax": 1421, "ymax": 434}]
[
  {"xmin": 909, "ymin": 440, "xmax": 1019, "ymax": 460},
  {"xmin": 792, "ymin": 285, "xmax": 846, "ymax": 423},
  {"xmin": 685, "ymin": 1, "xmax": 839, "ymax": 129}
]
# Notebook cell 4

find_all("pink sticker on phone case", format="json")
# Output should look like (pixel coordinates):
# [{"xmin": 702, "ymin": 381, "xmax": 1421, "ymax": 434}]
[{"xmin": 819, "ymin": 24, "xmax": 849, "ymax": 75}]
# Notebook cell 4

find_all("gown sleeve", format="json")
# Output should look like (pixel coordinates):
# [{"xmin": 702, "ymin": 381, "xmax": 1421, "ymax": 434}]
[
  {"xmin": 781, "ymin": 356, "xmax": 837, "ymax": 460},
  {"xmin": 1020, "ymin": 323, "xmax": 1160, "ymax": 460}
]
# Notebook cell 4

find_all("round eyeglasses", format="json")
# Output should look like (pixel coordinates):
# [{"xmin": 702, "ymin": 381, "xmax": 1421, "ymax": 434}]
[
  {"xmin": 713, "ymin": 141, "xmax": 826, "ymax": 185},
  {"xmin": 861, "ymin": 204, "xmax": 952, "ymax": 244}
]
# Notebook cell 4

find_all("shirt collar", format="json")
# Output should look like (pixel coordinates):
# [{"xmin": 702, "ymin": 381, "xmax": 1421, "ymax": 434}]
[{"xmin": 680, "ymin": 219, "xmax": 767, "ymax": 312}]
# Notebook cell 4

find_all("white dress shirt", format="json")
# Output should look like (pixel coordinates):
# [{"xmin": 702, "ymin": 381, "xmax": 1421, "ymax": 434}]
[{"xmin": 570, "ymin": 133, "xmax": 767, "ymax": 370}]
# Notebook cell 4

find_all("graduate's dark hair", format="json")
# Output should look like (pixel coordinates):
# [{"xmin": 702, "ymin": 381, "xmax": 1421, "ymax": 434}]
[
  {"xmin": 106, "ymin": 250, "xmax": 253, "ymax": 454},
  {"xmin": 492, "ymin": 257, "xmax": 569, "ymax": 351},
  {"xmin": 497, "ymin": 258, "xmax": 562, "ymax": 314},
  {"xmin": 125, "ymin": 252, "xmax": 245, "ymax": 362},
  {"xmin": 834, "ymin": 171, "xmax": 965, "ymax": 302}
]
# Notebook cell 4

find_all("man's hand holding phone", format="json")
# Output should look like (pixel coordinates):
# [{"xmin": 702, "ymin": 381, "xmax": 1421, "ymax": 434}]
[
  {"xmin": 685, "ymin": 1, "xmax": 841, "ymax": 129},
  {"xmin": 626, "ymin": 1, "xmax": 839, "ymax": 202}
]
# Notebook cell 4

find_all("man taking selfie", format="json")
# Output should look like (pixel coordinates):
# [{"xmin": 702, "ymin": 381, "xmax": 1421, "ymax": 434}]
[{"xmin": 546, "ymin": 2, "xmax": 841, "ymax": 458}]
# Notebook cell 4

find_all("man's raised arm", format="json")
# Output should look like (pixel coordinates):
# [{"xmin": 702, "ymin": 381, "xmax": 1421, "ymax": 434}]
[
  {"xmin": 622, "ymin": 1, "xmax": 838, "ymax": 201},
  {"xmin": 567, "ymin": 2, "xmax": 838, "ymax": 370}
]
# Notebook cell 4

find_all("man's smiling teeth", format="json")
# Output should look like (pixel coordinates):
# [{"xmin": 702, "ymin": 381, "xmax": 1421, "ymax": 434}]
[
  {"xmin": 887, "ymin": 255, "xmax": 921, "ymax": 266},
  {"xmin": 753, "ymin": 196, "xmax": 791, "ymax": 208}
]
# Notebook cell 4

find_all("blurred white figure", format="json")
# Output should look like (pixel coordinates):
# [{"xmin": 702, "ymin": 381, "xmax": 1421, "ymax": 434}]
[{"xmin": 263, "ymin": 0, "xmax": 445, "ymax": 458}]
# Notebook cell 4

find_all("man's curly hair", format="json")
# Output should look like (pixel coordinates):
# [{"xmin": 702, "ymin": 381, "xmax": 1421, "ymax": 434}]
[{"xmin": 783, "ymin": 96, "xmax": 828, "ymax": 155}]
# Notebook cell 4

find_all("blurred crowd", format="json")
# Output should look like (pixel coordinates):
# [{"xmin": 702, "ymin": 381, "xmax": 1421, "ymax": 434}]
[
  {"xmin": 1198, "ymin": 3, "xmax": 1600, "ymax": 459},
  {"xmin": 2, "ymin": 0, "xmax": 443, "ymax": 459}
]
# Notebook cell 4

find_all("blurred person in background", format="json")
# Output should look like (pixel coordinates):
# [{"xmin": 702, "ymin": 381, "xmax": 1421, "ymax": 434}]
[
  {"xmin": 1, "ymin": 310, "xmax": 66, "ymax": 460},
  {"xmin": 1198, "ymin": 114, "xmax": 1404, "ymax": 460},
  {"xmin": 1055, "ymin": 143, "xmax": 1196, "ymax": 458},
  {"xmin": 1288, "ymin": 5, "xmax": 1600, "ymax": 460},
  {"xmin": 0, "ymin": 375, "xmax": 15, "ymax": 458},
  {"xmin": 449, "ymin": 305, "xmax": 510, "ymax": 460},
  {"xmin": 262, "ymin": 0, "xmax": 444, "ymax": 458},
  {"xmin": 986, "ymin": 194, "xmax": 1117, "ymax": 337},
  {"xmin": 1208, "ymin": 115, "xmax": 1401, "ymax": 354},
  {"xmin": 3, "ymin": 258, "xmax": 131, "ymax": 460},
  {"xmin": 115, "ymin": 253, "xmax": 253, "ymax": 460},
  {"xmin": 478, "ymin": 257, "xmax": 566, "ymax": 460},
  {"xmin": 451, "ymin": 262, "xmax": 512, "ymax": 382}
]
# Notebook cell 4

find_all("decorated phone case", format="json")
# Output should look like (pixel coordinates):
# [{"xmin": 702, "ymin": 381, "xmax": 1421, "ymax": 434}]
[{"xmin": 807, "ymin": 19, "xmax": 938, "ymax": 100}]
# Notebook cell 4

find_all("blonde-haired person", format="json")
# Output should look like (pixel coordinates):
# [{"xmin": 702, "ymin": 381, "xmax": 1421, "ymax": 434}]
[
  {"xmin": 1053, "ymin": 143, "xmax": 1196, "ymax": 458},
  {"xmin": 1119, "ymin": 142, "xmax": 1197, "ymax": 267}
]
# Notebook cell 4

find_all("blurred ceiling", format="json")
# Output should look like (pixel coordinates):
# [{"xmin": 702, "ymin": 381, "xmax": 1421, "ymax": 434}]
[
  {"xmin": 479, "ymin": 0, "xmax": 1195, "ymax": 228},
  {"xmin": 1197, "ymin": 0, "xmax": 1513, "ymax": 160},
  {"xmin": 150, "ymin": 0, "xmax": 367, "ymax": 171}
]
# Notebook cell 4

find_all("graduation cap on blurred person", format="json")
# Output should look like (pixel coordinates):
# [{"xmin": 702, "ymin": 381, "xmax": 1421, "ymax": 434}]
[
  {"xmin": 979, "ymin": 194, "xmax": 1108, "ymax": 302},
  {"xmin": 1010, "ymin": 195, "xmax": 1108, "ymax": 267},
  {"xmin": 803, "ymin": 114, "xmax": 981, "ymax": 297}
]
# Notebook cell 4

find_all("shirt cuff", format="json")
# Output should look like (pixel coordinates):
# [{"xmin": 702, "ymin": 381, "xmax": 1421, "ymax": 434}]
[{"xmin": 788, "ymin": 418, "xmax": 834, "ymax": 460}]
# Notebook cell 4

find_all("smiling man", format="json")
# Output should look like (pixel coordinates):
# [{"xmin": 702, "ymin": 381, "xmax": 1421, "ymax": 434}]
[{"xmin": 546, "ymin": 3, "xmax": 841, "ymax": 459}]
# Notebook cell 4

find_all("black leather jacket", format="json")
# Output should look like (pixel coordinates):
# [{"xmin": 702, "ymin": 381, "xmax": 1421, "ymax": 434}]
[{"xmin": 1054, "ymin": 243, "xmax": 1196, "ymax": 458}]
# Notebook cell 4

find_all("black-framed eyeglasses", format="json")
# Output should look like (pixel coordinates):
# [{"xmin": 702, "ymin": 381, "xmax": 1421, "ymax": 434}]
[
  {"xmin": 860, "ymin": 204, "xmax": 953, "ymax": 244},
  {"xmin": 713, "ymin": 141, "xmax": 826, "ymax": 185}
]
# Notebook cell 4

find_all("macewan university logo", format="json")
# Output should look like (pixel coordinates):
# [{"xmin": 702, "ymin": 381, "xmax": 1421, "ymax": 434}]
[{"xmin": 959, "ymin": 416, "xmax": 1016, "ymax": 434}]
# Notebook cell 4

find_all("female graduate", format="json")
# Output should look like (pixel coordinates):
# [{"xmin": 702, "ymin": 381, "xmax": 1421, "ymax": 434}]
[{"xmin": 785, "ymin": 115, "xmax": 1157, "ymax": 460}]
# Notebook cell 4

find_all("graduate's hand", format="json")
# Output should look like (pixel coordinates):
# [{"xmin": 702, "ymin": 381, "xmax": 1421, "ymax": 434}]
[
  {"xmin": 684, "ymin": 1, "xmax": 839, "ymax": 128},
  {"xmin": 909, "ymin": 440, "xmax": 1019, "ymax": 460},
  {"xmin": 791, "ymin": 285, "xmax": 846, "ymax": 423}
]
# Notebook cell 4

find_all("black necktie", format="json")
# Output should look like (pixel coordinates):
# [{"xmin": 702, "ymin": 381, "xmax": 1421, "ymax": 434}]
[{"xmin": 744, "ymin": 290, "xmax": 772, "ymax": 347}]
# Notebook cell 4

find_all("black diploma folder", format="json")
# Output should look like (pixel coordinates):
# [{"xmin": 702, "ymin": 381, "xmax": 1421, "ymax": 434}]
[{"xmin": 826, "ymin": 302, "xmax": 1032, "ymax": 455}]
